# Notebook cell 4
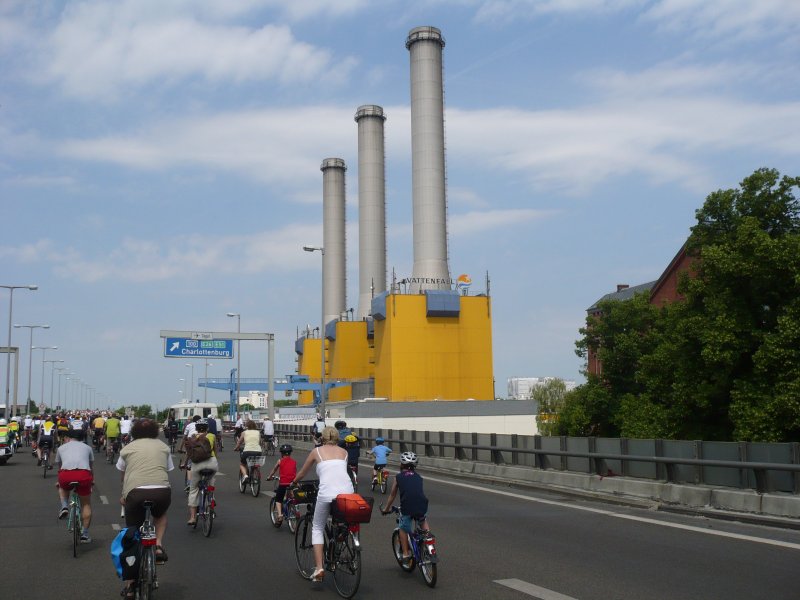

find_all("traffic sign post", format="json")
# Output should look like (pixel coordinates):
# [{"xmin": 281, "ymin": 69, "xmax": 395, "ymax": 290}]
[{"xmin": 164, "ymin": 337, "xmax": 233, "ymax": 359}]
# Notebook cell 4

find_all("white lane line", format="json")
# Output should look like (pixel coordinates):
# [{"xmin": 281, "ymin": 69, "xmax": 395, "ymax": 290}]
[
  {"xmin": 495, "ymin": 579, "xmax": 578, "ymax": 600},
  {"xmin": 100, "ymin": 495, "xmax": 109, "ymax": 505},
  {"xmin": 111, "ymin": 524, "xmax": 121, "ymax": 531},
  {"xmin": 424, "ymin": 474, "xmax": 800, "ymax": 551}
]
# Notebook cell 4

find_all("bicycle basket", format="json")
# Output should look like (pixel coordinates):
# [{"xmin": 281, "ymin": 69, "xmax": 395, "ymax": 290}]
[
  {"xmin": 331, "ymin": 493, "xmax": 374, "ymax": 524},
  {"xmin": 246, "ymin": 456, "xmax": 266, "ymax": 467},
  {"xmin": 293, "ymin": 480, "xmax": 318, "ymax": 502}
]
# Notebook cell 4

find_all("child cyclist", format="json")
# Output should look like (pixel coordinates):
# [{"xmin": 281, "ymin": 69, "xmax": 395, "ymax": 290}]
[
  {"xmin": 381, "ymin": 452, "xmax": 430, "ymax": 567},
  {"xmin": 267, "ymin": 444, "xmax": 297, "ymax": 523},
  {"xmin": 343, "ymin": 434, "xmax": 361, "ymax": 489},
  {"xmin": 368, "ymin": 436, "xmax": 391, "ymax": 485}
]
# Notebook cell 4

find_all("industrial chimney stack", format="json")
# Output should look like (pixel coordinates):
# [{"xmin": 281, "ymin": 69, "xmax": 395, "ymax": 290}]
[
  {"xmin": 321, "ymin": 158, "xmax": 347, "ymax": 327},
  {"xmin": 355, "ymin": 105, "xmax": 387, "ymax": 319},
  {"xmin": 406, "ymin": 26, "xmax": 451, "ymax": 293}
]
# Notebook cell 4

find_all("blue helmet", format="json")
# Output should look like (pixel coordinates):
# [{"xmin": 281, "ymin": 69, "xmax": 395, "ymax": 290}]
[{"xmin": 375, "ymin": 437, "xmax": 384, "ymax": 444}]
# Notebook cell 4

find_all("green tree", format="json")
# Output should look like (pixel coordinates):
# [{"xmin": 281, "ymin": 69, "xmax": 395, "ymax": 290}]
[{"xmin": 533, "ymin": 378, "xmax": 568, "ymax": 436}]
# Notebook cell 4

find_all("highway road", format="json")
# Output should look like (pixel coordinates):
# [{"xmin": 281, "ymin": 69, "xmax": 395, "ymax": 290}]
[{"xmin": 1, "ymin": 434, "xmax": 799, "ymax": 600}]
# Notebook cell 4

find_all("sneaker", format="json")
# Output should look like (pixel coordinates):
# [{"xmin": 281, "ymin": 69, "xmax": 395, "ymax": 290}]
[
  {"xmin": 401, "ymin": 555, "xmax": 413, "ymax": 567},
  {"xmin": 80, "ymin": 532, "xmax": 92, "ymax": 543},
  {"xmin": 37, "ymin": 459, "xmax": 42, "ymax": 466},
  {"xmin": 58, "ymin": 507, "xmax": 69, "ymax": 519}
]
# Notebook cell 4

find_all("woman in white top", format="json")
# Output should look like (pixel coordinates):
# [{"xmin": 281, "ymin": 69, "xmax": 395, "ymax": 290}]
[{"xmin": 292, "ymin": 426, "xmax": 352, "ymax": 582}]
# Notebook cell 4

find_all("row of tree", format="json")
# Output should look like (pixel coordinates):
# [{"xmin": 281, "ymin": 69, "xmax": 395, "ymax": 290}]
[{"xmin": 538, "ymin": 169, "xmax": 800, "ymax": 442}]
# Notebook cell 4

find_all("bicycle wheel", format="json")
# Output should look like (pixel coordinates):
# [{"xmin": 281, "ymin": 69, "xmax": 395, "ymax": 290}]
[
  {"xmin": 380, "ymin": 476, "xmax": 387, "ymax": 494},
  {"xmin": 238, "ymin": 472, "xmax": 246, "ymax": 494},
  {"xmin": 251, "ymin": 468, "xmax": 261, "ymax": 497},
  {"xmin": 194, "ymin": 489, "xmax": 202, "ymax": 530},
  {"xmin": 392, "ymin": 529, "xmax": 415, "ymax": 571},
  {"xmin": 333, "ymin": 531, "xmax": 362, "ymax": 599},
  {"xmin": 202, "ymin": 494, "xmax": 214, "ymax": 537},
  {"xmin": 266, "ymin": 441, "xmax": 275, "ymax": 456},
  {"xmin": 269, "ymin": 498, "xmax": 282, "ymax": 528},
  {"xmin": 287, "ymin": 503, "xmax": 299, "ymax": 534},
  {"xmin": 419, "ymin": 545, "xmax": 438, "ymax": 587},
  {"xmin": 42, "ymin": 452, "xmax": 48, "ymax": 478},
  {"xmin": 294, "ymin": 515, "xmax": 315, "ymax": 579},
  {"xmin": 71, "ymin": 504, "xmax": 80, "ymax": 558},
  {"xmin": 138, "ymin": 547, "xmax": 156, "ymax": 600}
]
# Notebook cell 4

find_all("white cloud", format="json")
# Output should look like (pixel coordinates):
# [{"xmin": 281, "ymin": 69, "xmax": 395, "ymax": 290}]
[
  {"xmin": 449, "ymin": 208, "xmax": 557, "ymax": 235},
  {"xmin": 21, "ymin": 0, "xmax": 353, "ymax": 101},
  {"xmin": 472, "ymin": 0, "xmax": 643, "ymax": 21}
]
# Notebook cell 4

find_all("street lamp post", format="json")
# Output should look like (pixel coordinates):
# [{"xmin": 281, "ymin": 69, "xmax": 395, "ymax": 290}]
[
  {"xmin": 52, "ymin": 366, "xmax": 66, "ymax": 410},
  {"xmin": 2, "ymin": 284, "xmax": 37, "ymax": 418},
  {"xmin": 204, "ymin": 361, "xmax": 212, "ymax": 403},
  {"xmin": 226, "ymin": 313, "xmax": 241, "ymax": 417},
  {"xmin": 36, "ymin": 346, "xmax": 58, "ymax": 408},
  {"xmin": 185, "ymin": 363, "xmax": 194, "ymax": 403},
  {"xmin": 43, "ymin": 357, "xmax": 63, "ymax": 409},
  {"xmin": 14, "ymin": 323, "xmax": 49, "ymax": 416},
  {"xmin": 303, "ymin": 245, "xmax": 326, "ymax": 417},
  {"xmin": 59, "ymin": 372, "xmax": 73, "ymax": 412}
]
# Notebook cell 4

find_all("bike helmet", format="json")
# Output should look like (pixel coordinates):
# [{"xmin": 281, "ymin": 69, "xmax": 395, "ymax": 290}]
[
  {"xmin": 334, "ymin": 420, "xmax": 347, "ymax": 430},
  {"xmin": 0, "ymin": 418, "xmax": 6, "ymax": 425},
  {"xmin": 344, "ymin": 434, "xmax": 357, "ymax": 443},
  {"xmin": 195, "ymin": 418, "xmax": 209, "ymax": 430},
  {"xmin": 280, "ymin": 443, "xmax": 293, "ymax": 455},
  {"xmin": 400, "ymin": 451, "xmax": 418, "ymax": 465},
  {"xmin": 375, "ymin": 437, "xmax": 384, "ymax": 444}
]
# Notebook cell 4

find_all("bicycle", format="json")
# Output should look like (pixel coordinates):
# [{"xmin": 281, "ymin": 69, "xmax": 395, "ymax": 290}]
[
  {"xmin": 137, "ymin": 500, "xmax": 159, "ymax": 600},
  {"xmin": 41, "ymin": 444, "xmax": 52, "ymax": 478},
  {"xmin": 371, "ymin": 465, "xmax": 389, "ymax": 494},
  {"xmin": 167, "ymin": 434, "xmax": 177, "ymax": 455},
  {"xmin": 385, "ymin": 506, "xmax": 438, "ymax": 587},
  {"xmin": 294, "ymin": 484, "xmax": 368, "ymax": 599},
  {"xmin": 23, "ymin": 428, "xmax": 31, "ymax": 447},
  {"xmin": 65, "ymin": 481, "xmax": 83, "ymax": 558},
  {"xmin": 92, "ymin": 431, "xmax": 104, "ymax": 453},
  {"xmin": 106, "ymin": 438, "xmax": 120, "ymax": 464},
  {"xmin": 239, "ymin": 455, "xmax": 265, "ymax": 497},
  {"xmin": 268, "ymin": 476, "xmax": 300, "ymax": 533},
  {"xmin": 263, "ymin": 435, "xmax": 277, "ymax": 456},
  {"xmin": 348, "ymin": 464, "xmax": 359, "ymax": 492},
  {"xmin": 193, "ymin": 468, "xmax": 216, "ymax": 537}
]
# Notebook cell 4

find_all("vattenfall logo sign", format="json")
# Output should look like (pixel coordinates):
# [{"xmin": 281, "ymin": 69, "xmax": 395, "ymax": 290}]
[{"xmin": 402, "ymin": 274, "xmax": 472, "ymax": 289}]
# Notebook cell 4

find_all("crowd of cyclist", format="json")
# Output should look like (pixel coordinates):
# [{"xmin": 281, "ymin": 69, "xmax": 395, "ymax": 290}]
[{"xmin": 2, "ymin": 411, "xmax": 432, "ymax": 596}]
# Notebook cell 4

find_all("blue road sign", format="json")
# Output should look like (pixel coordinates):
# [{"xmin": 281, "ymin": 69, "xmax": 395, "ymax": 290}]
[{"xmin": 164, "ymin": 337, "xmax": 233, "ymax": 359}]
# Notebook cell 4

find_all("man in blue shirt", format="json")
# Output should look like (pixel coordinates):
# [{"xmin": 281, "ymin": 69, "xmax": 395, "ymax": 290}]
[{"xmin": 368, "ymin": 437, "xmax": 391, "ymax": 484}]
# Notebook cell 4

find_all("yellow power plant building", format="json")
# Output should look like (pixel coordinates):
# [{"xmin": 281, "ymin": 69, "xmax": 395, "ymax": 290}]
[{"xmin": 296, "ymin": 289, "xmax": 493, "ymax": 403}]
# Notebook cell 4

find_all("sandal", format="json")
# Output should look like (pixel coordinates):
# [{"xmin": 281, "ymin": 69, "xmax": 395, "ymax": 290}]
[
  {"xmin": 155, "ymin": 545, "xmax": 168, "ymax": 564},
  {"xmin": 311, "ymin": 567, "xmax": 325, "ymax": 582},
  {"xmin": 187, "ymin": 520, "xmax": 196, "ymax": 526},
  {"xmin": 121, "ymin": 583, "xmax": 135, "ymax": 599}
]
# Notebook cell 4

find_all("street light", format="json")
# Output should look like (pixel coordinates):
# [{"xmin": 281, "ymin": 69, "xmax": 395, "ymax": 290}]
[
  {"xmin": 52, "ymin": 366, "xmax": 66, "ymax": 410},
  {"xmin": 303, "ymin": 245, "xmax": 326, "ymax": 417},
  {"xmin": 226, "ymin": 312, "xmax": 241, "ymax": 417},
  {"xmin": 43, "ymin": 357, "xmax": 63, "ymax": 409},
  {"xmin": 185, "ymin": 363, "xmax": 194, "ymax": 403},
  {"xmin": 59, "ymin": 372, "xmax": 73, "ymax": 411},
  {"xmin": 204, "ymin": 361, "xmax": 212, "ymax": 403},
  {"xmin": 14, "ymin": 323, "xmax": 49, "ymax": 416},
  {"xmin": 35, "ymin": 346, "xmax": 58, "ymax": 409},
  {"xmin": 2, "ymin": 284, "xmax": 37, "ymax": 417}
]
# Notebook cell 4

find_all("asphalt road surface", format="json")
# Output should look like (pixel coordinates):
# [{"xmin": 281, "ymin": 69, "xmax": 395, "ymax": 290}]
[{"xmin": 2, "ymin": 434, "xmax": 799, "ymax": 600}]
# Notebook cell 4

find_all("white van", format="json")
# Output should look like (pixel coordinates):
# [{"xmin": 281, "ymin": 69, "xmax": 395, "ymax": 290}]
[{"xmin": 170, "ymin": 402, "xmax": 218, "ymax": 423}]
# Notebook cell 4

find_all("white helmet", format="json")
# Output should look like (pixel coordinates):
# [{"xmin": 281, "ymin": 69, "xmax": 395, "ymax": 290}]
[
  {"xmin": 400, "ymin": 451, "xmax": 418, "ymax": 465},
  {"xmin": 0, "ymin": 418, "xmax": 7, "ymax": 426}
]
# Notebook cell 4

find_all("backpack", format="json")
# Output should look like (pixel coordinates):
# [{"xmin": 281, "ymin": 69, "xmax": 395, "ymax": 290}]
[
  {"xmin": 110, "ymin": 527, "xmax": 141, "ymax": 580},
  {"xmin": 187, "ymin": 434, "xmax": 212, "ymax": 463}
]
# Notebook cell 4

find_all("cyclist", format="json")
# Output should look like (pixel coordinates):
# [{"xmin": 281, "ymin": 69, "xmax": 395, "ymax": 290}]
[
  {"xmin": 6, "ymin": 417, "xmax": 19, "ymax": 452},
  {"xmin": 104, "ymin": 413, "xmax": 121, "ymax": 453},
  {"xmin": 233, "ymin": 419, "xmax": 261, "ymax": 483},
  {"xmin": 117, "ymin": 418, "xmax": 173, "ymax": 598},
  {"xmin": 343, "ymin": 434, "xmax": 361, "ymax": 488},
  {"xmin": 23, "ymin": 414, "xmax": 33, "ymax": 444},
  {"xmin": 56, "ymin": 428, "xmax": 94, "ymax": 542},
  {"xmin": 261, "ymin": 416, "xmax": 275, "ymax": 450},
  {"xmin": 186, "ymin": 419, "xmax": 217, "ymax": 526},
  {"xmin": 381, "ymin": 451, "xmax": 431, "ymax": 567},
  {"xmin": 290, "ymin": 426, "xmax": 352, "ymax": 583},
  {"xmin": 119, "ymin": 415, "xmax": 132, "ymax": 445},
  {"xmin": 165, "ymin": 416, "xmax": 179, "ymax": 449},
  {"xmin": 334, "ymin": 420, "xmax": 351, "ymax": 445},
  {"xmin": 0, "ymin": 419, "xmax": 10, "ymax": 453},
  {"xmin": 234, "ymin": 416, "xmax": 244, "ymax": 442},
  {"xmin": 36, "ymin": 415, "xmax": 57, "ymax": 467},
  {"xmin": 56, "ymin": 412, "xmax": 70, "ymax": 445},
  {"xmin": 369, "ymin": 436, "xmax": 392, "ymax": 484},
  {"xmin": 267, "ymin": 443, "xmax": 297, "ymax": 523},
  {"xmin": 91, "ymin": 413, "xmax": 106, "ymax": 450}
]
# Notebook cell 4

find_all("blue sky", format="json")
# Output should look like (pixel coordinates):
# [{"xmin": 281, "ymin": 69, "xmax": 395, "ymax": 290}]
[{"xmin": 2, "ymin": 0, "xmax": 799, "ymax": 411}]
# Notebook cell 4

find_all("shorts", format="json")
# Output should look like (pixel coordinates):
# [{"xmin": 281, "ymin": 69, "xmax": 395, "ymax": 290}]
[
  {"xmin": 261, "ymin": 434, "xmax": 274, "ymax": 441},
  {"xmin": 58, "ymin": 469, "xmax": 93, "ymax": 496},
  {"xmin": 399, "ymin": 514, "xmax": 426, "ymax": 534},
  {"xmin": 373, "ymin": 463, "xmax": 387, "ymax": 471},
  {"xmin": 240, "ymin": 450, "xmax": 261, "ymax": 466},
  {"xmin": 124, "ymin": 487, "xmax": 172, "ymax": 528},
  {"xmin": 275, "ymin": 484, "xmax": 290, "ymax": 503},
  {"xmin": 39, "ymin": 437, "xmax": 53, "ymax": 449}
]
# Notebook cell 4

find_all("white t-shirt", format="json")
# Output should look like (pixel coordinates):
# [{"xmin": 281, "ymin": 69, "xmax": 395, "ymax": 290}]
[
  {"xmin": 183, "ymin": 422, "xmax": 196, "ymax": 438},
  {"xmin": 120, "ymin": 418, "xmax": 132, "ymax": 434},
  {"xmin": 262, "ymin": 420, "xmax": 274, "ymax": 435},
  {"xmin": 235, "ymin": 418, "xmax": 243, "ymax": 429},
  {"xmin": 24, "ymin": 417, "xmax": 33, "ymax": 428}
]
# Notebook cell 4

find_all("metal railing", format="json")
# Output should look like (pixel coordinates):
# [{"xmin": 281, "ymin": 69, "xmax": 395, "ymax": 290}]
[{"xmin": 274, "ymin": 425, "xmax": 800, "ymax": 495}]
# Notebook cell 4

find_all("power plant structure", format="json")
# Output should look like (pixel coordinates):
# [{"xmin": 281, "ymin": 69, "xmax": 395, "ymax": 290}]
[{"xmin": 295, "ymin": 26, "xmax": 494, "ymax": 405}]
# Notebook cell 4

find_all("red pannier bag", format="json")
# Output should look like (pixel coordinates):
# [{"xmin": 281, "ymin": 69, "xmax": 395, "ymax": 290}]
[{"xmin": 331, "ymin": 493, "xmax": 374, "ymax": 524}]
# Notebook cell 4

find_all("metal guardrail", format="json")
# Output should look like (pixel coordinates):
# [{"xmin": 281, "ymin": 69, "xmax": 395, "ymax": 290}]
[{"xmin": 274, "ymin": 425, "xmax": 800, "ymax": 495}]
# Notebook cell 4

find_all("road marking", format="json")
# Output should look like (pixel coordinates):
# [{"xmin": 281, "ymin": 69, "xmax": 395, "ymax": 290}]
[
  {"xmin": 424, "ymin": 474, "xmax": 800, "ymax": 551},
  {"xmin": 100, "ymin": 495, "xmax": 109, "ymax": 505},
  {"xmin": 495, "ymin": 579, "xmax": 578, "ymax": 600},
  {"xmin": 111, "ymin": 524, "xmax": 121, "ymax": 531}
]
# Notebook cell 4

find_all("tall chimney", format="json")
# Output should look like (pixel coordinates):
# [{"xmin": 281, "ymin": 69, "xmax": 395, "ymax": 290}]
[
  {"xmin": 406, "ymin": 26, "xmax": 450, "ymax": 293},
  {"xmin": 355, "ymin": 105, "xmax": 387, "ymax": 319},
  {"xmin": 321, "ymin": 158, "xmax": 347, "ymax": 327}
]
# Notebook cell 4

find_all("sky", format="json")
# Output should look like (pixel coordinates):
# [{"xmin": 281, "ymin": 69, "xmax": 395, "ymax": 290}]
[{"xmin": 2, "ymin": 0, "xmax": 799, "ymax": 412}]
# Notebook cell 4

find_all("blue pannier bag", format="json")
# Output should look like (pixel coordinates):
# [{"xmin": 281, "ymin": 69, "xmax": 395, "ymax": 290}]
[{"xmin": 110, "ymin": 527, "xmax": 141, "ymax": 580}]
